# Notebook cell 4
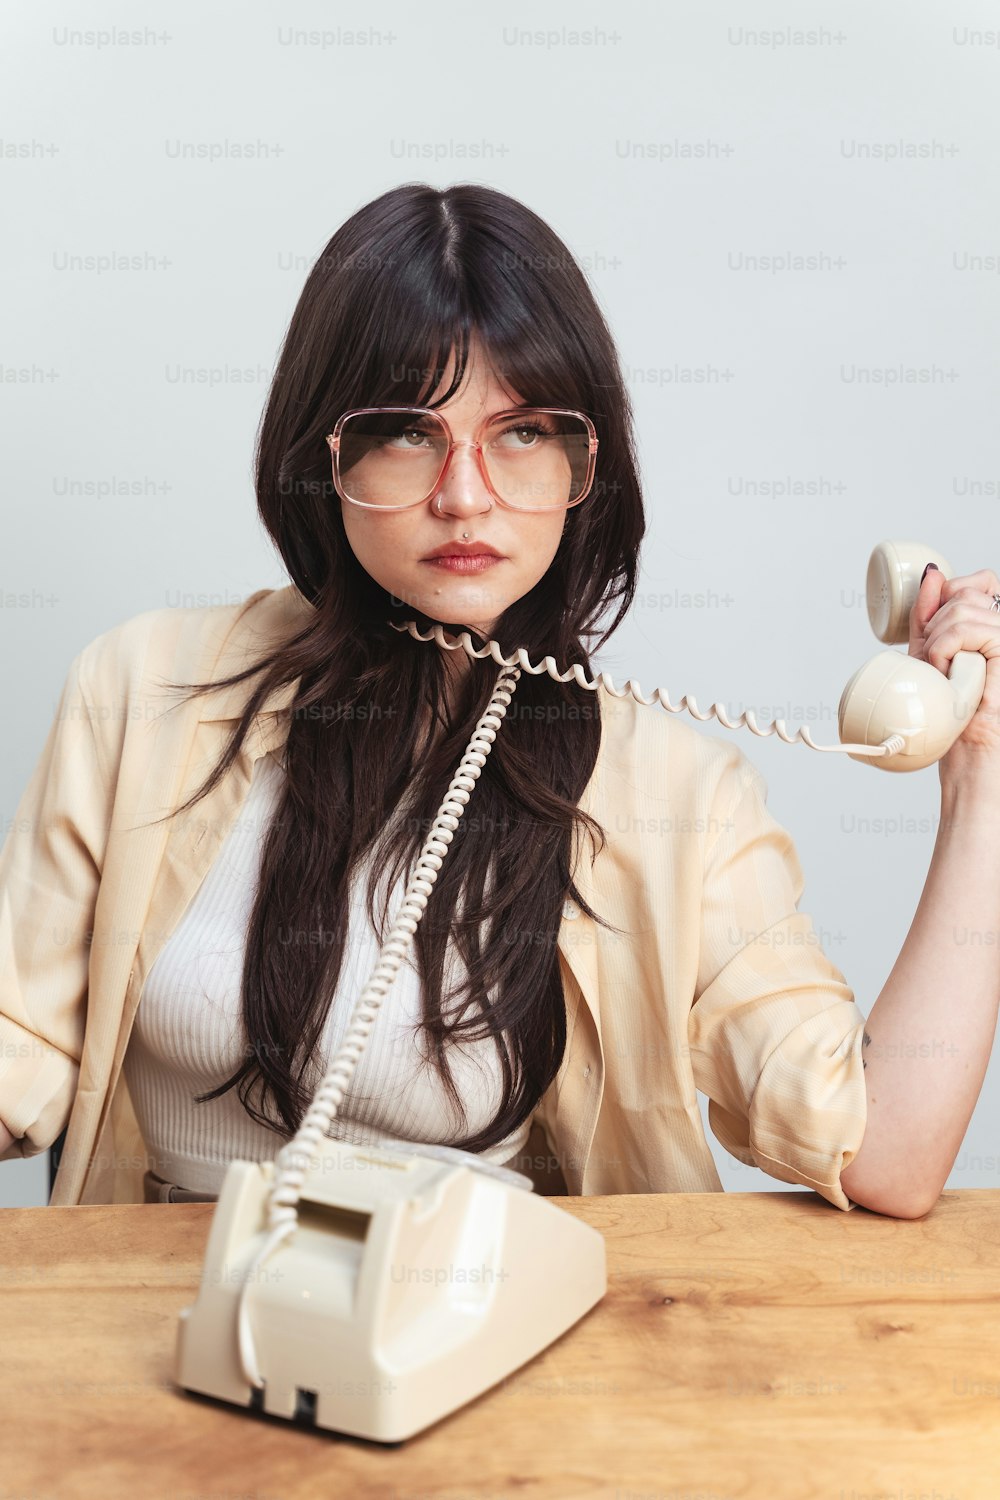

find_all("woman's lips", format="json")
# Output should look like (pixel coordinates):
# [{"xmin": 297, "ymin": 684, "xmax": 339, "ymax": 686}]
[{"xmin": 422, "ymin": 554, "xmax": 504, "ymax": 573}]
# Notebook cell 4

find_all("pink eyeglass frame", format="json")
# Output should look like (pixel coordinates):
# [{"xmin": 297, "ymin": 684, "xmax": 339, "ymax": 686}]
[{"xmin": 324, "ymin": 405, "xmax": 599, "ymax": 512}]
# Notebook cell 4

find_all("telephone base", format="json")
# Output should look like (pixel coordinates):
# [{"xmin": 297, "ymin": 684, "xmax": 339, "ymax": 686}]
[{"xmin": 174, "ymin": 1142, "xmax": 607, "ymax": 1442}]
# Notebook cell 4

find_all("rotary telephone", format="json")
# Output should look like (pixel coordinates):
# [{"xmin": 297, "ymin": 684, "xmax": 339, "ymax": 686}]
[{"xmin": 175, "ymin": 539, "xmax": 986, "ymax": 1442}]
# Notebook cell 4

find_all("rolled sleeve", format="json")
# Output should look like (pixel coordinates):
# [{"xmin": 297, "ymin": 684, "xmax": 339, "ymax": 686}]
[
  {"xmin": 687, "ymin": 748, "xmax": 868, "ymax": 1212},
  {"xmin": 0, "ymin": 649, "xmax": 109, "ymax": 1159}
]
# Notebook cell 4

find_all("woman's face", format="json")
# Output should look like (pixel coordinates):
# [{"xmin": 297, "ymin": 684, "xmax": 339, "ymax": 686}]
[{"xmin": 338, "ymin": 340, "xmax": 566, "ymax": 637}]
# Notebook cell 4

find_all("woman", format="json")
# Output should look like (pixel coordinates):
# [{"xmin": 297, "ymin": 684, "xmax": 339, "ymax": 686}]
[{"xmin": 2, "ymin": 183, "xmax": 998, "ymax": 1216}]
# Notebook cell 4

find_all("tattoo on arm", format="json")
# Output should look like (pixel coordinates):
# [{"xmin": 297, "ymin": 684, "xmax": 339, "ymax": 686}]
[{"xmin": 862, "ymin": 1029, "xmax": 872, "ymax": 1071}]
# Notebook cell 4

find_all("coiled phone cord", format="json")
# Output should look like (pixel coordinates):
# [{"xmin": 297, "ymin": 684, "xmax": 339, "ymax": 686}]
[
  {"xmin": 235, "ymin": 657, "xmax": 523, "ymax": 1392},
  {"xmin": 390, "ymin": 619, "xmax": 908, "ymax": 759},
  {"xmin": 234, "ymin": 618, "xmax": 904, "ymax": 1392}
]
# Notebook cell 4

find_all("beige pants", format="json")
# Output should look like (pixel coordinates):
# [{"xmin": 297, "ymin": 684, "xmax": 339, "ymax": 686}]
[{"xmin": 142, "ymin": 1168, "xmax": 218, "ymax": 1204}]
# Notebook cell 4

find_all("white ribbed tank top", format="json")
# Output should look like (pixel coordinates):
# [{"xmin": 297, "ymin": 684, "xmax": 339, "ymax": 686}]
[{"xmin": 123, "ymin": 749, "xmax": 533, "ymax": 1194}]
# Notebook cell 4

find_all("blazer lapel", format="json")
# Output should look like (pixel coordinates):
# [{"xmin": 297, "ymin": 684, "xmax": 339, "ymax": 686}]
[
  {"xmin": 555, "ymin": 772, "xmax": 602, "ymax": 1052},
  {"xmin": 98, "ymin": 591, "xmax": 312, "ymax": 1138}
]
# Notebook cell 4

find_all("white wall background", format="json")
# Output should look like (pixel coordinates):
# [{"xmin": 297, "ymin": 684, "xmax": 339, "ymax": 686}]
[{"xmin": 2, "ymin": 0, "xmax": 999, "ymax": 1206}]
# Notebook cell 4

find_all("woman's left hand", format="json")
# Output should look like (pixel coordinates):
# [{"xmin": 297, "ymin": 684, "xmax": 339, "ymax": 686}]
[{"xmin": 908, "ymin": 564, "xmax": 1000, "ymax": 781}]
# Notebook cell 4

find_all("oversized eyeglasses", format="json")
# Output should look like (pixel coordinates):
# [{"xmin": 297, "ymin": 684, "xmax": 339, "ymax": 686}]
[{"xmin": 325, "ymin": 406, "xmax": 598, "ymax": 512}]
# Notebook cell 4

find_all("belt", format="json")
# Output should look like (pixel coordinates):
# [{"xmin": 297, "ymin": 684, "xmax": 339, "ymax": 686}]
[{"xmin": 142, "ymin": 1168, "xmax": 218, "ymax": 1204}]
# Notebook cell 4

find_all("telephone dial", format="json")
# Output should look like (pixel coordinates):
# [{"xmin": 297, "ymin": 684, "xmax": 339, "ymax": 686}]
[{"xmin": 175, "ymin": 539, "xmax": 985, "ymax": 1442}]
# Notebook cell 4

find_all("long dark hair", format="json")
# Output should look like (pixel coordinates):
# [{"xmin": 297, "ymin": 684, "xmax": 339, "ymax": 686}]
[{"xmin": 160, "ymin": 182, "xmax": 645, "ymax": 1152}]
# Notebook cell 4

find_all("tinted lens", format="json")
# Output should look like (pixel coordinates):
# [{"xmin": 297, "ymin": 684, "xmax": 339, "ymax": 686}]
[
  {"xmin": 335, "ymin": 408, "xmax": 592, "ymax": 509},
  {"xmin": 337, "ymin": 410, "xmax": 450, "ymax": 507},
  {"xmin": 481, "ymin": 411, "xmax": 591, "ymax": 508}
]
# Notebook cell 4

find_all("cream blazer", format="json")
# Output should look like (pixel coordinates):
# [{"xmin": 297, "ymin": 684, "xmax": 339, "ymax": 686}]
[{"xmin": 0, "ymin": 585, "xmax": 867, "ymax": 1209}]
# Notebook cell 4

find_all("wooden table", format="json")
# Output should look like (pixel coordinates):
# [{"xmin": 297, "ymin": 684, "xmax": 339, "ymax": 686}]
[{"xmin": 2, "ymin": 1189, "xmax": 997, "ymax": 1499}]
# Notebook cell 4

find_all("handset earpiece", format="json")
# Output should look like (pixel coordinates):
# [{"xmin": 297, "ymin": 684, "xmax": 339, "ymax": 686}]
[
  {"xmin": 837, "ymin": 540, "xmax": 988, "ymax": 772},
  {"xmin": 864, "ymin": 539, "xmax": 952, "ymax": 644}
]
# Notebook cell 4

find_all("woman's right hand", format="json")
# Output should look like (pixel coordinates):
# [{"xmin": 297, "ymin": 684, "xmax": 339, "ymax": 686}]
[{"xmin": 0, "ymin": 1120, "xmax": 17, "ymax": 1153}]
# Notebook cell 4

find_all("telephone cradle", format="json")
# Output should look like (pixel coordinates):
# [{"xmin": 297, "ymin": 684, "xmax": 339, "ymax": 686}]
[
  {"xmin": 174, "ymin": 539, "xmax": 988, "ymax": 1442},
  {"xmin": 175, "ymin": 1138, "xmax": 606, "ymax": 1443}
]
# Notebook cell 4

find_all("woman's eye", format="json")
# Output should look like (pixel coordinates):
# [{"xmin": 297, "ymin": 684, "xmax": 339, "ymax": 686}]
[
  {"xmin": 512, "ymin": 423, "xmax": 551, "ymax": 444},
  {"xmin": 498, "ymin": 424, "xmax": 544, "ymax": 446}
]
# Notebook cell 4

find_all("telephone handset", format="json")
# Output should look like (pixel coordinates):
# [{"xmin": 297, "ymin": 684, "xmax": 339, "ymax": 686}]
[
  {"xmin": 392, "ymin": 539, "xmax": 988, "ymax": 775},
  {"xmin": 175, "ymin": 539, "xmax": 984, "ymax": 1444},
  {"xmin": 837, "ymin": 540, "xmax": 987, "ymax": 770}
]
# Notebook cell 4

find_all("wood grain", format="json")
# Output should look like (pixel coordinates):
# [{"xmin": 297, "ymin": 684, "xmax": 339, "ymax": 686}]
[{"xmin": 2, "ymin": 1189, "xmax": 997, "ymax": 1499}]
